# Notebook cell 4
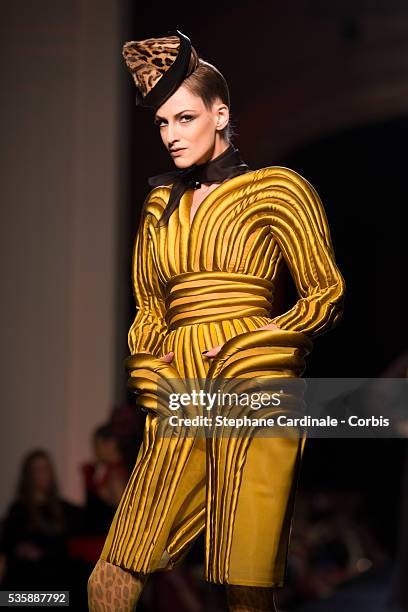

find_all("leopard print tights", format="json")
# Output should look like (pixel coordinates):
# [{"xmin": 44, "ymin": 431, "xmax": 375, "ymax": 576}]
[{"xmin": 87, "ymin": 559, "xmax": 147, "ymax": 611}]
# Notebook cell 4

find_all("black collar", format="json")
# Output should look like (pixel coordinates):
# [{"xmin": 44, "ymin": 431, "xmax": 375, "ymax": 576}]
[{"xmin": 148, "ymin": 144, "xmax": 251, "ymax": 225}]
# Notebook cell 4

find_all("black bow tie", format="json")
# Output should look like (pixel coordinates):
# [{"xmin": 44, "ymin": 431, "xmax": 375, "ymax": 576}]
[{"xmin": 148, "ymin": 144, "xmax": 251, "ymax": 224}]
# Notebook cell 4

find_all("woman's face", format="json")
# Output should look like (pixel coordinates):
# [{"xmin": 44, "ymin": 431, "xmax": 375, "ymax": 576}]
[
  {"xmin": 30, "ymin": 456, "xmax": 53, "ymax": 493},
  {"xmin": 154, "ymin": 85, "xmax": 229, "ymax": 168}
]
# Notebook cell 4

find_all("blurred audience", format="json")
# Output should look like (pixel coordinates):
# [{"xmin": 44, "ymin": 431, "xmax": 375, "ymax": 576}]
[
  {"xmin": 277, "ymin": 487, "xmax": 389, "ymax": 609},
  {"xmin": 0, "ymin": 449, "xmax": 86, "ymax": 600},
  {"xmin": 81, "ymin": 423, "xmax": 129, "ymax": 535}
]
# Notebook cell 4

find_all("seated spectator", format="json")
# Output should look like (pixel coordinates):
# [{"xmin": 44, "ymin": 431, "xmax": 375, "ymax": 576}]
[
  {"xmin": 81, "ymin": 423, "xmax": 129, "ymax": 534},
  {"xmin": 0, "ymin": 448, "xmax": 84, "ymax": 590}
]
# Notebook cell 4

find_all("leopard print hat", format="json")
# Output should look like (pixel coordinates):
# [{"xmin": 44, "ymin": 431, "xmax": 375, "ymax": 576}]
[{"xmin": 122, "ymin": 30, "xmax": 199, "ymax": 109}]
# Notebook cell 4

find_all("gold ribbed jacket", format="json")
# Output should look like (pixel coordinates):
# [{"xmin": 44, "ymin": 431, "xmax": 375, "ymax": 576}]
[{"xmin": 100, "ymin": 166, "xmax": 345, "ymax": 587}]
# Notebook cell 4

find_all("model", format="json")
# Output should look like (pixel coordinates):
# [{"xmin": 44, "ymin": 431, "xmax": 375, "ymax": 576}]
[{"xmin": 88, "ymin": 30, "xmax": 346, "ymax": 611}]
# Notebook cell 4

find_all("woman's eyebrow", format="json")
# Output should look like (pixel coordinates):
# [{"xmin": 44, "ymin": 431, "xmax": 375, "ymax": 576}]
[{"xmin": 154, "ymin": 109, "xmax": 197, "ymax": 121}]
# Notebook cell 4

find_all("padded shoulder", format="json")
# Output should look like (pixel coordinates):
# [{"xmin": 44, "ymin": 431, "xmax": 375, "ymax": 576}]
[{"xmin": 248, "ymin": 165, "xmax": 317, "ymax": 192}]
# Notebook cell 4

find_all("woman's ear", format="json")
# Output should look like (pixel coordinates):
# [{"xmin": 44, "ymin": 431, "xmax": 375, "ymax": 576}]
[{"xmin": 214, "ymin": 102, "xmax": 229, "ymax": 132}]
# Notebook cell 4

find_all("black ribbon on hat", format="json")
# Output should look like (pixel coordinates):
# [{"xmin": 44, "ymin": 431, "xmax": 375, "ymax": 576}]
[{"xmin": 148, "ymin": 144, "xmax": 251, "ymax": 225}]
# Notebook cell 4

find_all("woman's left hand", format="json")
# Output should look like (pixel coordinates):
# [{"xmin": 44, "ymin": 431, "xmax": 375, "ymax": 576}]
[{"xmin": 202, "ymin": 322, "xmax": 280, "ymax": 358}]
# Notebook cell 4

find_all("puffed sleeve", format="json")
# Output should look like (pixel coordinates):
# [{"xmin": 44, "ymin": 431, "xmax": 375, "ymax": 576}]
[
  {"xmin": 268, "ymin": 170, "xmax": 345, "ymax": 338},
  {"xmin": 127, "ymin": 203, "xmax": 167, "ymax": 356}
]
